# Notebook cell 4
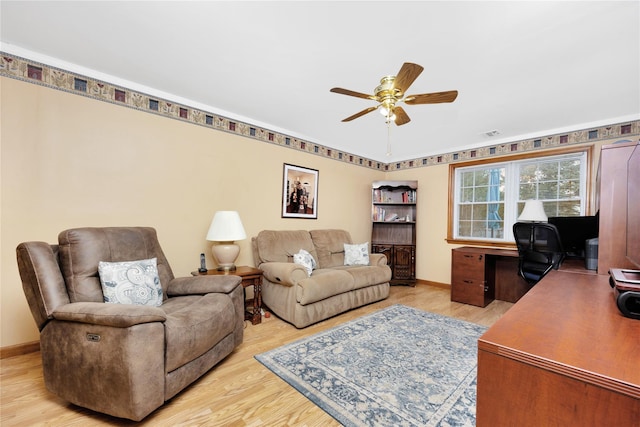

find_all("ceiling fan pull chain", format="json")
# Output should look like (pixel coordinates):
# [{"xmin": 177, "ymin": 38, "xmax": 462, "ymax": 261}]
[{"xmin": 386, "ymin": 120, "xmax": 392, "ymax": 157}]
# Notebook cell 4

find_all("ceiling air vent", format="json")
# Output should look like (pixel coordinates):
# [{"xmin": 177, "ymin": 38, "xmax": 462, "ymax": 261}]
[{"xmin": 482, "ymin": 130, "xmax": 501, "ymax": 137}]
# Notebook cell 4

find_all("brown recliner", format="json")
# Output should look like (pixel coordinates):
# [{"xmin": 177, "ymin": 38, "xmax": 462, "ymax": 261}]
[{"xmin": 16, "ymin": 227, "xmax": 244, "ymax": 421}]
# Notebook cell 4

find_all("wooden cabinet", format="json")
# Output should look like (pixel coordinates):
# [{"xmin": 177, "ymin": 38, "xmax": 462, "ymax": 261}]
[
  {"xmin": 450, "ymin": 247, "xmax": 495, "ymax": 307},
  {"xmin": 596, "ymin": 141, "xmax": 638, "ymax": 274},
  {"xmin": 371, "ymin": 181, "xmax": 417, "ymax": 286},
  {"xmin": 373, "ymin": 244, "xmax": 416, "ymax": 283},
  {"xmin": 391, "ymin": 245, "xmax": 415, "ymax": 281}
]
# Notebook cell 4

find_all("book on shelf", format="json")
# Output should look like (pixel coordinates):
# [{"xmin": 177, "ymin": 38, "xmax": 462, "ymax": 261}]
[
  {"xmin": 372, "ymin": 206, "xmax": 385, "ymax": 221},
  {"xmin": 402, "ymin": 190, "xmax": 416, "ymax": 203}
]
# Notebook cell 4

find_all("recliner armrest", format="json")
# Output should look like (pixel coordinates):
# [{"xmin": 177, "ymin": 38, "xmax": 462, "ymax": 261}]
[
  {"xmin": 369, "ymin": 253, "xmax": 388, "ymax": 267},
  {"xmin": 259, "ymin": 262, "xmax": 307, "ymax": 286},
  {"xmin": 52, "ymin": 302, "xmax": 166, "ymax": 327},
  {"xmin": 166, "ymin": 275, "xmax": 242, "ymax": 296}
]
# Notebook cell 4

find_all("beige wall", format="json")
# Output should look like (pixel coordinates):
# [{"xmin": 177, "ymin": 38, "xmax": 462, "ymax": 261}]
[
  {"xmin": 389, "ymin": 165, "xmax": 453, "ymax": 284},
  {"xmin": 0, "ymin": 76, "xmax": 626, "ymax": 349},
  {"xmin": 0, "ymin": 77, "xmax": 385, "ymax": 347}
]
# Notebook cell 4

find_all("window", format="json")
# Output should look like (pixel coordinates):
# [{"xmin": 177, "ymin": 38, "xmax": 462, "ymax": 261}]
[
  {"xmin": 450, "ymin": 150, "xmax": 589, "ymax": 243},
  {"xmin": 457, "ymin": 166, "xmax": 506, "ymax": 239}
]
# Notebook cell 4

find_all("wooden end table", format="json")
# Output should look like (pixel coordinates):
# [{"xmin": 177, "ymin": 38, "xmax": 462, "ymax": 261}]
[{"xmin": 191, "ymin": 266, "xmax": 263, "ymax": 325}]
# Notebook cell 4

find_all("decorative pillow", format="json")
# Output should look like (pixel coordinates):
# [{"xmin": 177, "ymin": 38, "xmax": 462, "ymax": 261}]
[
  {"xmin": 98, "ymin": 258, "xmax": 163, "ymax": 306},
  {"xmin": 344, "ymin": 242, "xmax": 370, "ymax": 266},
  {"xmin": 293, "ymin": 249, "xmax": 317, "ymax": 276}
]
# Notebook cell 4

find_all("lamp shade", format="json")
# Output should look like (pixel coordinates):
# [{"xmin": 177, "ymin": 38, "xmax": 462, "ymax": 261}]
[
  {"xmin": 206, "ymin": 211, "xmax": 247, "ymax": 242},
  {"xmin": 518, "ymin": 200, "xmax": 548, "ymax": 222}
]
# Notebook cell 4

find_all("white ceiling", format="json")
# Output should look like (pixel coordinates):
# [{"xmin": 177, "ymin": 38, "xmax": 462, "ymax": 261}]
[{"xmin": 2, "ymin": 1, "xmax": 639, "ymax": 163}]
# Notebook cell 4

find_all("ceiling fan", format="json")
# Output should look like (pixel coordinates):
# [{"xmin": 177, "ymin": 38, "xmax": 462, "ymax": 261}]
[{"xmin": 330, "ymin": 62, "xmax": 458, "ymax": 126}]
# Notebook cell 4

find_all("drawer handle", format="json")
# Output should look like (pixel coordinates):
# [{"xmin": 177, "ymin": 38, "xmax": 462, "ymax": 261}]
[{"xmin": 463, "ymin": 280, "xmax": 473, "ymax": 284}]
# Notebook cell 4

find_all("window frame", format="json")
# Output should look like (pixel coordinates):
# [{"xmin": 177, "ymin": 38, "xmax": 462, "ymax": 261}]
[{"xmin": 447, "ymin": 146, "xmax": 594, "ymax": 247}]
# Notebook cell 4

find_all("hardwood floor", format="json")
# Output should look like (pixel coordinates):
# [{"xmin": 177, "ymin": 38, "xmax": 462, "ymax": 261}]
[{"xmin": 0, "ymin": 284, "xmax": 512, "ymax": 426}]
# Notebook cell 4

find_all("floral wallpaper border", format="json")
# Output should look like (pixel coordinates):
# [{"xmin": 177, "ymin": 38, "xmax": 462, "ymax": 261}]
[{"xmin": 1, "ymin": 52, "xmax": 638, "ymax": 171}]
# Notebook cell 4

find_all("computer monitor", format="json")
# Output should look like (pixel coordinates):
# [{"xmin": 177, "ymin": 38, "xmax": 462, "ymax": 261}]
[{"xmin": 548, "ymin": 214, "xmax": 599, "ymax": 258}]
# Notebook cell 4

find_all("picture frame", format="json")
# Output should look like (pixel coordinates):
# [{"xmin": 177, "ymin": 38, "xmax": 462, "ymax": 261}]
[{"xmin": 282, "ymin": 163, "xmax": 319, "ymax": 219}]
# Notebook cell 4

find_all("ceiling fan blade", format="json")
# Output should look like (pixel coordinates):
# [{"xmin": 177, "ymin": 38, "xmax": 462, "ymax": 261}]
[
  {"xmin": 394, "ymin": 62, "xmax": 424, "ymax": 93},
  {"xmin": 330, "ymin": 87, "xmax": 376, "ymax": 100},
  {"xmin": 393, "ymin": 106, "xmax": 411, "ymax": 126},
  {"xmin": 342, "ymin": 106, "xmax": 379, "ymax": 122},
  {"xmin": 404, "ymin": 90, "xmax": 459, "ymax": 105}
]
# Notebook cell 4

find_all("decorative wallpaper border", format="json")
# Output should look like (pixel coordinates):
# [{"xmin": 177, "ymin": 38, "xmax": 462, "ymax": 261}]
[{"xmin": 1, "ymin": 52, "xmax": 638, "ymax": 171}]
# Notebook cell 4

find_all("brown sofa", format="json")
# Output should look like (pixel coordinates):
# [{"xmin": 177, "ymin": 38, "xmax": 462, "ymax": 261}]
[
  {"xmin": 252, "ymin": 229, "xmax": 391, "ymax": 328},
  {"xmin": 17, "ymin": 227, "xmax": 244, "ymax": 421}
]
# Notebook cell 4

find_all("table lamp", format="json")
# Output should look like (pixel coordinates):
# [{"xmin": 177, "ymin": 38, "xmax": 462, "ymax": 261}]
[
  {"xmin": 206, "ymin": 211, "xmax": 247, "ymax": 271},
  {"xmin": 517, "ymin": 200, "xmax": 548, "ymax": 222}
]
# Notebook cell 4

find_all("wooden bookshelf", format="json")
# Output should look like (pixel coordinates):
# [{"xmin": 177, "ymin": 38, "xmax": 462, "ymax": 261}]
[{"xmin": 371, "ymin": 180, "xmax": 417, "ymax": 286}]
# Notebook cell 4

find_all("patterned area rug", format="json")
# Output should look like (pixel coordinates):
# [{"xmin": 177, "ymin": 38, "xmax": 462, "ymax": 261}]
[{"xmin": 255, "ymin": 304, "xmax": 487, "ymax": 427}]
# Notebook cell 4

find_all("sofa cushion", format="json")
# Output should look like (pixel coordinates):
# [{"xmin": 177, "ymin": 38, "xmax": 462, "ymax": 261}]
[
  {"xmin": 334, "ymin": 264, "xmax": 393, "ymax": 290},
  {"xmin": 98, "ymin": 258, "xmax": 163, "ymax": 306},
  {"xmin": 309, "ymin": 229, "xmax": 353, "ymax": 268},
  {"xmin": 296, "ymin": 269, "xmax": 355, "ymax": 305},
  {"xmin": 255, "ymin": 230, "xmax": 318, "ymax": 264},
  {"xmin": 344, "ymin": 242, "xmax": 370, "ymax": 266},
  {"xmin": 162, "ymin": 293, "xmax": 236, "ymax": 373},
  {"xmin": 293, "ymin": 249, "xmax": 316, "ymax": 276}
]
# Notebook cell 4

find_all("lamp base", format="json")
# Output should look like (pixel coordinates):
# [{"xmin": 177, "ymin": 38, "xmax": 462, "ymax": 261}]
[{"xmin": 211, "ymin": 242, "xmax": 240, "ymax": 272}]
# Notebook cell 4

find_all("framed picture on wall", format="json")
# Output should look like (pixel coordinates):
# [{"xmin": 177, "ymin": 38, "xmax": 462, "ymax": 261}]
[{"xmin": 282, "ymin": 163, "xmax": 319, "ymax": 219}]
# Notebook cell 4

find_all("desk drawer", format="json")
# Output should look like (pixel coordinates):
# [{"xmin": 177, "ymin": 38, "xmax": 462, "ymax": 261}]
[
  {"xmin": 452, "ymin": 251, "xmax": 485, "ymax": 277},
  {"xmin": 451, "ymin": 249, "xmax": 494, "ymax": 307},
  {"xmin": 451, "ymin": 278, "xmax": 489, "ymax": 307}
]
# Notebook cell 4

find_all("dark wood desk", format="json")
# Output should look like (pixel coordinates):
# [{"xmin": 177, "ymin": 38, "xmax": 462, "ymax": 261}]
[
  {"xmin": 477, "ymin": 271, "xmax": 640, "ymax": 426},
  {"xmin": 452, "ymin": 247, "xmax": 529, "ymax": 306},
  {"xmin": 451, "ymin": 246, "xmax": 594, "ymax": 306}
]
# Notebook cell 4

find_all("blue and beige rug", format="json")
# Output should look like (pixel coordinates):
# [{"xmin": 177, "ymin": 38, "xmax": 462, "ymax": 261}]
[{"xmin": 255, "ymin": 304, "xmax": 487, "ymax": 427}]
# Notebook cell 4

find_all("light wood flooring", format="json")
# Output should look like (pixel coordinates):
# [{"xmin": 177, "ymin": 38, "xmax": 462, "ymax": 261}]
[{"xmin": 0, "ymin": 284, "xmax": 512, "ymax": 426}]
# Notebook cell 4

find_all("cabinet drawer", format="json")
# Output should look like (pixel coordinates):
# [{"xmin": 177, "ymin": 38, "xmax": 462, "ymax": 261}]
[
  {"xmin": 451, "ymin": 248, "xmax": 494, "ymax": 307},
  {"xmin": 451, "ymin": 278, "xmax": 488, "ymax": 307},
  {"xmin": 452, "ymin": 251, "xmax": 485, "ymax": 277}
]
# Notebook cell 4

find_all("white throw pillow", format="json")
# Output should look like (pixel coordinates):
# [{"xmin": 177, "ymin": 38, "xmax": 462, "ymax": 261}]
[
  {"xmin": 293, "ymin": 249, "xmax": 317, "ymax": 276},
  {"xmin": 98, "ymin": 257, "xmax": 163, "ymax": 306},
  {"xmin": 344, "ymin": 242, "xmax": 370, "ymax": 266}
]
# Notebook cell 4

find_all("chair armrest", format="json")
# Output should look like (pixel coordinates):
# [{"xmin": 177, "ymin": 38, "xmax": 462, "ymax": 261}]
[
  {"xmin": 369, "ymin": 253, "xmax": 388, "ymax": 267},
  {"xmin": 259, "ymin": 262, "xmax": 308, "ymax": 286},
  {"xmin": 166, "ymin": 275, "xmax": 242, "ymax": 296},
  {"xmin": 52, "ymin": 302, "xmax": 166, "ymax": 327}
]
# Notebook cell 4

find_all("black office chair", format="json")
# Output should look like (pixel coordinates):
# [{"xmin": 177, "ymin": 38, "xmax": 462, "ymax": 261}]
[{"xmin": 513, "ymin": 222, "xmax": 565, "ymax": 285}]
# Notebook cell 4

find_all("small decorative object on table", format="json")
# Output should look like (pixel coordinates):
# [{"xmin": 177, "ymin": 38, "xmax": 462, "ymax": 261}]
[{"xmin": 198, "ymin": 253, "xmax": 208, "ymax": 273}]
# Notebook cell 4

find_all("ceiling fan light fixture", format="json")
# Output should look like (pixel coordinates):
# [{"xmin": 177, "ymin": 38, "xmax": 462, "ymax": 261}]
[
  {"xmin": 380, "ymin": 106, "xmax": 396, "ymax": 122},
  {"xmin": 330, "ymin": 62, "xmax": 458, "ymax": 128},
  {"xmin": 379, "ymin": 106, "xmax": 390, "ymax": 116}
]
